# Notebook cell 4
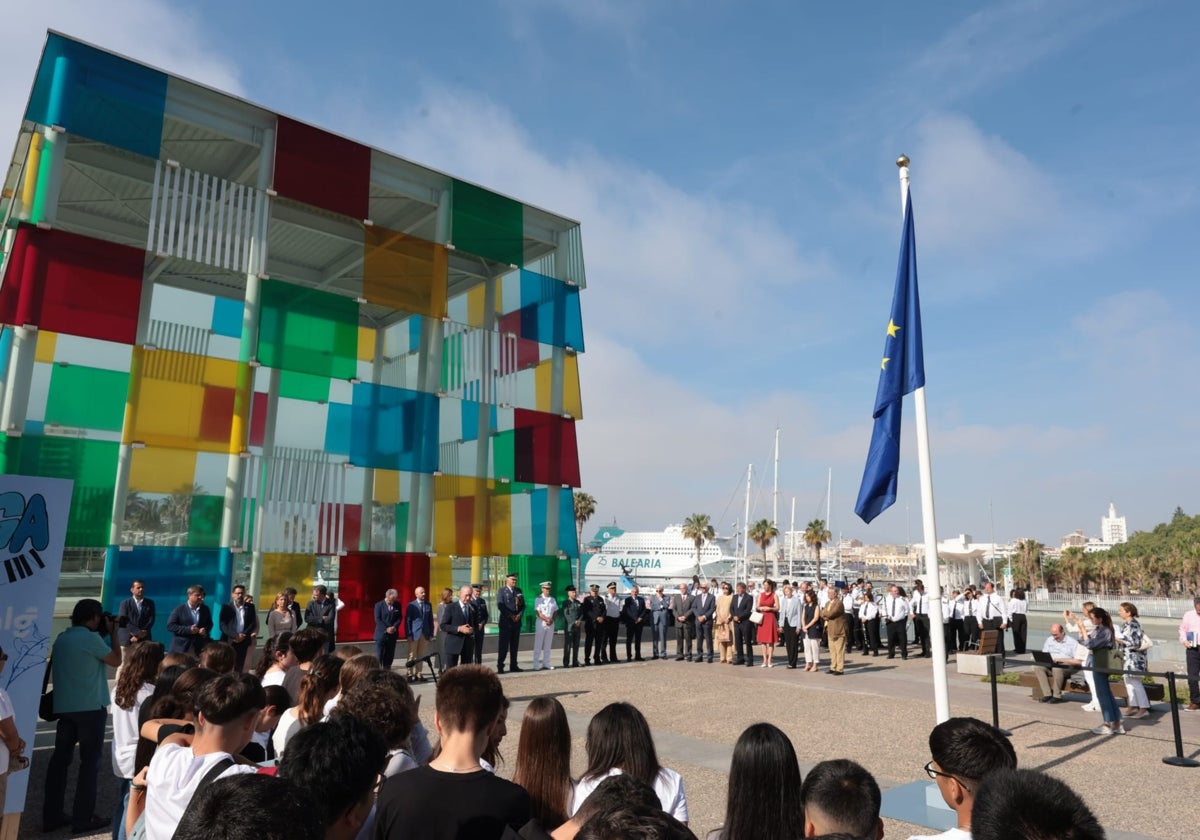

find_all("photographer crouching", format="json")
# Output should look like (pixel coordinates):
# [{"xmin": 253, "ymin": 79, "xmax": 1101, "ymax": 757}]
[{"xmin": 42, "ymin": 598, "xmax": 123, "ymax": 834}]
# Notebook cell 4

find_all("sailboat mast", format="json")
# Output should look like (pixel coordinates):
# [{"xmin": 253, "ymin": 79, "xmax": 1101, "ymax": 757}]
[
  {"xmin": 773, "ymin": 428, "xmax": 780, "ymax": 578},
  {"xmin": 789, "ymin": 496, "xmax": 796, "ymax": 579},
  {"xmin": 743, "ymin": 463, "xmax": 752, "ymax": 582}
]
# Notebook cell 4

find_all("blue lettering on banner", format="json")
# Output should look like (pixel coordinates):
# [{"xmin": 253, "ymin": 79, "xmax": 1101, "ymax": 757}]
[{"xmin": 0, "ymin": 492, "xmax": 51, "ymax": 553}]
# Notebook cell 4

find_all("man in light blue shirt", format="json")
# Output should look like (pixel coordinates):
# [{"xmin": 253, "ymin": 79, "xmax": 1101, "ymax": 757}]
[
  {"xmin": 43, "ymin": 598, "xmax": 122, "ymax": 833},
  {"xmin": 1034, "ymin": 623, "xmax": 1083, "ymax": 703}
]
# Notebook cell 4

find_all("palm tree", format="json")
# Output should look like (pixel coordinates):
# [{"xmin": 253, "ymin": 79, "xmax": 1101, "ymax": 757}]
[
  {"xmin": 573, "ymin": 491, "xmax": 597, "ymax": 585},
  {"xmin": 681, "ymin": 513, "xmax": 716, "ymax": 578},
  {"xmin": 749, "ymin": 519, "xmax": 779, "ymax": 577},
  {"xmin": 1058, "ymin": 546, "xmax": 1085, "ymax": 592},
  {"xmin": 803, "ymin": 518, "xmax": 832, "ymax": 582}
]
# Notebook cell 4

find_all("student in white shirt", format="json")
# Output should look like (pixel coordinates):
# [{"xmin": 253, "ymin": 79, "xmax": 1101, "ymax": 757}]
[
  {"xmin": 1007, "ymin": 589, "xmax": 1029, "ymax": 654},
  {"xmin": 977, "ymin": 583, "xmax": 1009, "ymax": 655}
]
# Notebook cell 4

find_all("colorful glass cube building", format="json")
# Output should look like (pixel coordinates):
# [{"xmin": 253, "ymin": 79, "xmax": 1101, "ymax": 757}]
[{"xmin": 0, "ymin": 32, "xmax": 586, "ymax": 638}]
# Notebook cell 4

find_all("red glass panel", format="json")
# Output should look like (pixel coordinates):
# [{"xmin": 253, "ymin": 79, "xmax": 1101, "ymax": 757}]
[
  {"xmin": 0, "ymin": 225, "xmax": 142, "ymax": 343},
  {"xmin": 198, "ymin": 385, "xmax": 235, "ymax": 443},
  {"xmin": 274, "ymin": 116, "xmax": 371, "ymax": 220},
  {"xmin": 513, "ymin": 409, "xmax": 581, "ymax": 487},
  {"xmin": 248, "ymin": 391, "xmax": 268, "ymax": 448},
  {"xmin": 335, "ymin": 552, "xmax": 431, "ymax": 641}
]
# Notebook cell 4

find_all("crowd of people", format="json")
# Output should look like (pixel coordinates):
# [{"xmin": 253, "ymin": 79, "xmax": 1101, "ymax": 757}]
[
  {"xmin": 34, "ymin": 589, "xmax": 1113, "ymax": 840},
  {"xmin": 25, "ymin": 578, "xmax": 1200, "ymax": 838}
]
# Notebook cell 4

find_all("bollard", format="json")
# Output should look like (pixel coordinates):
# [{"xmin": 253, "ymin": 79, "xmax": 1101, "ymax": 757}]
[
  {"xmin": 986, "ymin": 654, "xmax": 1012, "ymax": 736},
  {"xmin": 1162, "ymin": 672, "xmax": 1200, "ymax": 768}
]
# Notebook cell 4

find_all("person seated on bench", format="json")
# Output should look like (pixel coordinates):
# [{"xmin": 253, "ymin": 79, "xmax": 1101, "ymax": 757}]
[{"xmin": 1033, "ymin": 624, "xmax": 1082, "ymax": 703}]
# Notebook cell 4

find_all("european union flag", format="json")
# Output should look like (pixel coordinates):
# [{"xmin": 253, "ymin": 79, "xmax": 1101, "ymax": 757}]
[{"xmin": 854, "ymin": 192, "xmax": 925, "ymax": 524}]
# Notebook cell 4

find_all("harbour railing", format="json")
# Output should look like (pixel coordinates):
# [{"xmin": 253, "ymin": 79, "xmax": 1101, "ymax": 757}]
[{"xmin": 1029, "ymin": 591, "xmax": 1195, "ymax": 619}]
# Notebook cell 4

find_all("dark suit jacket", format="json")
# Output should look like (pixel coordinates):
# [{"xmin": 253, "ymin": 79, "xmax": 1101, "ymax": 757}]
[
  {"xmin": 219, "ymin": 601, "xmax": 259, "ymax": 643},
  {"xmin": 305, "ymin": 598, "xmax": 337, "ymax": 636},
  {"xmin": 441, "ymin": 601, "xmax": 476, "ymax": 656},
  {"xmin": 166, "ymin": 603, "xmax": 214, "ymax": 654},
  {"xmin": 582, "ymin": 595, "xmax": 605, "ymax": 622},
  {"xmin": 118, "ymin": 597, "xmax": 155, "ymax": 646},
  {"xmin": 730, "ymin": 593, "xmax": 753, "ymax": 623},
  {"xmin": 622, "ymin": 595, "xmax": 647, "ymax": 625},
  {"xmin": 671, "ymin": 593, "xmax": 695, "ymax": 625},
  {"xmin": 287, "ymin": 601, "xmax": 304, "ymax": 629},
  {"xmin": 471, "ymin": 597, "xmax": 489, "ymax": 631},
  {"xmin": 375, "ymin": 600, "xmax": 403, "ymax": 642},
  {"xmin": 693, "ymin": 592, "xmax": 716, "ymax": 623},
  {"xmin": 497, "ymin": 586, "xmax": 525, "ymax": 623}
]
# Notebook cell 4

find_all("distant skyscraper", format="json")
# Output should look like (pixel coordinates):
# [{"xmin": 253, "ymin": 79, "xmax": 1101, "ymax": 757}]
[{"xmin": 1101, "ymin": 503, "xmax": 1128, "ymax": 545}]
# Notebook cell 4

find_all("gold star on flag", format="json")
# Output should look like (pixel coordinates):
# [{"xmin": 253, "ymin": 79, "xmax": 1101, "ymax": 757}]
[
  {"xmin": 881, "ymin": 357, "xmax": 890, "ymax": 370},
  {"xmin": 887, "ymin": 319, "xmax": 900, "ymax": 337}
]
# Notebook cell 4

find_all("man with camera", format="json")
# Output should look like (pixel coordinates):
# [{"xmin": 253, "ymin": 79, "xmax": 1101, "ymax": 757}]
[{"xmin": 42, "ymin": 599, "xmax": 123, "ymax": 833}]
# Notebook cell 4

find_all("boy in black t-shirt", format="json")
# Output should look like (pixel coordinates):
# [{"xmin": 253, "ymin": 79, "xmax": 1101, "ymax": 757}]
[{"xmin": 374, "ymin": 665, "xmax": 529, "ymax": 840}]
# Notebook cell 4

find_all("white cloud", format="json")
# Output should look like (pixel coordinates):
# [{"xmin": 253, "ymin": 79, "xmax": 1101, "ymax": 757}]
[
  {"xmin": 1, "ymin": 0, "xmax": 242, "ymax": 149},
  {"xmin": 1068, "ymin": 289, "xmax": 1196, "ymax": 381}
]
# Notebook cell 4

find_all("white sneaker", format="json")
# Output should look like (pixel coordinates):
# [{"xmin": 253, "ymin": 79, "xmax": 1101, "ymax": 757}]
[
  {"xmin": 546, "ymin": 665, "xmax": 554, "ymax": 671},
  {"xmin": 1091, "ymin": 724, "xmax": 1113, "ymax": 735},
  {"xmin": 1081, "ymin": 703, "xmax": 1100, "ymax": 712}
]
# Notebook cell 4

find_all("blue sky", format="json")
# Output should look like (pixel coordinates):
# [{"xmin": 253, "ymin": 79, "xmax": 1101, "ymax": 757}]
[{"xmin": 5, "ymin": 0, "xmax": 1199, "ymax": 548}]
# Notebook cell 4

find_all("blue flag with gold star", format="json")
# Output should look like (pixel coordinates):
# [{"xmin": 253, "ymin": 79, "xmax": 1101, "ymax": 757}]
[{"xmin": 854, "ymin": 191, "xmax": 925, "ymax": 524}]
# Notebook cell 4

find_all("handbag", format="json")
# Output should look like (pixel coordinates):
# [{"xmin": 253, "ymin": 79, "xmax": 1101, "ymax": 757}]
[
  {"xmin": 39, "ymin": 657, "xmax": 57, "ymax": 722},
  {"xmin": 749, "ymin": 597, "xmax": 764, "ymax": 625},
  {"xmin": 1137, "ymin": 633, "xmax": 1153, "ymax": 652}
]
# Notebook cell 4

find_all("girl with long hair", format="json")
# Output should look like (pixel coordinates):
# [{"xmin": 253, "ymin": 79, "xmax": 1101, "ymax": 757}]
[
  {"xmin": 570, "ymin": 702, "xmax": 687, "ymax": 824},
  {"xmin": 801, "ymin": 589, "xmax": 822, "ymax": 671},
  {"xmin": 756, "ymin": 579, "xmax": 779, "ymax": 668},
  {"xmin": 711, "ymin": 722, "xmax": 803, "ymax": 840},
  {"xmin": 111, "ymin": 641, "xmax": 165, "ymax": 840},
  {"xmin": 257, "ymin": 632, "xmax": 297, "ymax": 686},
  {"xmin": 1078, "ymin": 606, "xmax": 1125, "ymax": 735},
  {"xmin": 273, "ymin": 654, "xmax": 343, "ymax": 758},
  {"xmin": 512, "ymin": 697, "xmax": 573, "ymax": 829}
]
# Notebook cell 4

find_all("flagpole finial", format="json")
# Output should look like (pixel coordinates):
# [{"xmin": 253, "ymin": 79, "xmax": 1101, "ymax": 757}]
[{"xmin": 896, "ymin": 154, "xmax": 910, "ymax": 168}]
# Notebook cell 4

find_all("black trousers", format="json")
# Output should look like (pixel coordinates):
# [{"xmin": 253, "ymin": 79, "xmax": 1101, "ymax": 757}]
[
  {"xmin": 864, "ymin": 618, "xmax": 881, "ymax": 655},
  {"xmin": 563, "ymin": 623, "xmax": 581, "ymax": 666},
  {"xmin": 1010, "ymin": 613, "xmax": 1028, "ymax": 654},
  {"xmin": 783, "ymin": 625, "xmax": 800, "ymax": 667},
  {"xmin": 605, "ymin": 617, "xmax": 620, "ymax": 661},
  {"xmin": 1186, "ymin": 646, "xmax": 1200, "ymax": 705},
  {"xmin": 472, "ymin": 627, "xmax": 485, "ymax": 664},
  {"xmin": 497, "ymin": 619, "xmax": 521, "ymax": 669},
  {"xmin": 375, "ymin": 635, "xmax": 397, "ymax": 669},
  {"xmin": 913, "ymin": 614, "xmax": 931, "ymax": 656},
  {"xmin": 886, "ymin": 620, "xmax": 907, "ymax": 658},
  {"xmin": 964, "ymin": 616, "xmax": 980, "ymax": 649},
  {"xmin": 948, "ymin": 617, "xmax": 964, "ymax": 651},
  {"xmin": 446, "ymin": 637, "xmax": 474, "ymax": 668},
  {"xmin": 943, "ymin": 620, "xmax": 957, "ymax": 655},
  {"xmin": 982, "ymin": 617, "xmax": 1005, "ymax": 655},
  {"xmin": 675, "ymin": 621, "xmax": 694, "ymax": 659},
  {"xmin": 695, "ymin": 620, "xmax": 713, "ymax": 661},
  {"xmin": 733, "ymin": 620, "xmax": 755, "ymax": 665},
  {"xmin": 625, "ymin": 622, "xmax": 644, "ymax": 660},
  {"xmin": 230, "ymin": 638, "xmax": 253, "ymax": 671},
  {"xmin": 849, "ymin": 611, "xmax": 864, "ymax": 651},
  {"xmin": 585, "ymin": 620, "xmax": 602, "ymax": 662}
]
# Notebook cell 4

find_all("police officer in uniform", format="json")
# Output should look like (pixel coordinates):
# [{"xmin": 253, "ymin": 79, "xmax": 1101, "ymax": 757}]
[
  {"xmin": 583, "ymin": 583, "xmax": 606, "ymax": 665},
  {"xmin": 603, "ymin": 582, "xmax": 622, "ymax": 663},
  {"xmin": 560, "ymin": 585, "xmax": 583, "ymax": 667},
  {"xmin": 470, "ymin": 583, "xmax": 489, "ymax": 665}
]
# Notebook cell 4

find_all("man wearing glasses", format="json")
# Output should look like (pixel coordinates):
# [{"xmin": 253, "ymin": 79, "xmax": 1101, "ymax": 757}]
[{"xmin": 911, "ymin": 717, "xmax": 1016, "ymax": 840}]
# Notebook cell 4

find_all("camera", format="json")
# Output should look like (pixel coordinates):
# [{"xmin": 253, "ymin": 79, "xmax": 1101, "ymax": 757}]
[{"xmin": 102, "ymin": 613, "xmax": 129, "ymax": 630}]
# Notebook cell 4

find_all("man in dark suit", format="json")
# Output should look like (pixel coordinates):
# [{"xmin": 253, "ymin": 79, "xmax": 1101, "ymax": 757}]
[
  {"xmin": 442, "ymin": 585, "xmax": 477, "ymax": 668},
  {"xmin": 167, "ymin": 585, "xmax": 213, "ymax": 654},
  {"xmin": 374, "ymin": 588, "xmax": 403, "ymax": 668},
  {"xmin": 582, "ymin": 583, "xmax": 605, "ymax": 665},
  {"xmin": 218, "ymin": 584, "xmax": 259, "ymax": 671},
  {"xmin": 496, "ymin": 573, "xmax": 525, "ymax": 673},
  {"xmin": 305, "ymin": 585, "xmax": 337, "ymax": 653},
  {"xmin": 623, "ymin": 586, "xmax": 648, "ymax": 662},
  {"xmin": 117, "ymin": 579, "xmax": 155, "ymax": 668},
  {"xmin": 470, "ymin": 583, "xmax": 489, "ymax": 665},
  {"xmin": 671, "ymin": 583, "xmax": 695, "ymax": 662},
  {"xmin": 730, "ymin": 582, "xmax": 755, "ymax": 666},
  {"xmin": 693, "ymin": 581, "xmax": 716, "ymax": 663}
]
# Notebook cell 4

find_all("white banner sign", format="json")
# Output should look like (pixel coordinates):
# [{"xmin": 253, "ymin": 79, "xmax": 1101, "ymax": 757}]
[{"xmin": 0, "ymin": 474, "xmax": 72, "ymax": 815}]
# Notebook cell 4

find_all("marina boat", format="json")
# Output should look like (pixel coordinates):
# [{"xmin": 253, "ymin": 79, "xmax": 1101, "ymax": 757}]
[{"xmin": 583, "ymin": 525, "xmax": 739, "ymax": 593}]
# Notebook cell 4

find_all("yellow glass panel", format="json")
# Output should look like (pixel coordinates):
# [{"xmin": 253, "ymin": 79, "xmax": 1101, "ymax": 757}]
[
  {"xmin": 128, "ymin": 446, "xmax": 197, "ymax": 494},
  {"xmin": 490, "ymin": 492, "xmax": 511, "ymax": 556},
  {"xmin": 374, "ymin": 469, "xmax": 401, "ymax": 505},
  {"xmin": 535, "ymin": 358, "xmax": 552, "ymax": 413},
  {"xmin": 357, "ymin": 326, "xmax": 376, "ymax": 362},
  {"xmin": 35, "ymin": 331, "xmax": 57, "ymax": 363},
  {"xmin": 433, "ymin": 498, "xmax": 460, "ymax": 555},
  {"xmin": 533, "ymin": 355, "xmax": 583, "ymax": 419},
  {"xmin": 126, "ymin": 349, "xmax": 243, "ymax": 452},
  {"xmin": 258, "ymin": 552, "xmax": 315, "ymax": 606},
  {"xmin": 466, "ymin": 285, "xmax": 486, "ymax": 329},
  {"xmin": 362, "ymin": 228, "xmax": 449, "ymax": 318},
  {"xmin": 429, "ymin": 555, "xmax": 453, "ymax": 602}
]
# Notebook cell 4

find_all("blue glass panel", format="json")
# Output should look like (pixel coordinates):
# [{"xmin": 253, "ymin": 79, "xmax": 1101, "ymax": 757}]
[
  {"xmin": 101, "ymin": 545, "xmax": 232, "ymax": 615},
  {"xmin": 514, "ymin": 270, "xmax": 584, "ymax": 351},
  {"xmin": 324, "ymin": 402, "xmax": 352, "ymax": 455},
  {"xmin": 408, "ymin": 316, "xmax": 422, "ymax": 352},
  {"xmin": 26, "ymin": 33, "xmax": 166, "ymax": 158},
  {"xmin": 530, "ymin": 488, "xmax": 547, "ymax": 556},
  {"xmin": 24, "ymin": 420, "xmax": 44, "ymax": 436},
  {"xmin": 557, "ymin": 487, "xmax": 578, "ymax": 556},
  {"xmin": 211, "ymin": 297, "xmax": 244, "ymax": 338},
  {"xmin": 349, "ymin": 383, "xmax": 439, "ymax": 472},
  {"xmin": 460, "ymin": 400, "xmax": 479, "ymax": 442}
]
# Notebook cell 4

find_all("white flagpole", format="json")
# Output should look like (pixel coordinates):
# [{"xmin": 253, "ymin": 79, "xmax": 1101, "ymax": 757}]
[{"xmin": 899, "ymin": 154, "xmax": 951, "ymax": 724}]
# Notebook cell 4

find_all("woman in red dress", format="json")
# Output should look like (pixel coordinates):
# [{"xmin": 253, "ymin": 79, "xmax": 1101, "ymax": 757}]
[{"xmin": 755, "ymin": 579, "xmax": 780, "ymax": 668}]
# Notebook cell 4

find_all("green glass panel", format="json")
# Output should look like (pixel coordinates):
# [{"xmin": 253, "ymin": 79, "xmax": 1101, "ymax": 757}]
[
  {"xmin": 45, "ymin": 364, "xmax": 129, "ymax": 431},
  {"xmin": 504, "ymin": 554, "xmax": 560, "ymax": 632},
  {"xmin": 493, "ymin": 430, "xmax": 514, "ymax": 481},
  {"xmin": 451, "ymin": 180, "xmax": 523, "ymax": 266},
  {"xmin": 1, "ymin": 433, "xmax": 118, "ymax": 546},
  {"xmin": 188, "ymin": 494, "xmax": 224, "ymax": 547},
  {"xmin": 278, "ymin": 369, "xmax": 331, "ymax": 402},
  {"xmin": 394, "ymin": 503, "xmax": 409, "ymax": 550},
  {"xmin": 257, "ymin": 279, "xmax": 358, "ymax": 380}
]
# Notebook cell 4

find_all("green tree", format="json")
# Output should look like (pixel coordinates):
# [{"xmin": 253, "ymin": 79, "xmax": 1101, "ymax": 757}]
[
  {"xmin": 681, "ymin": 513, "xmax": 716, "ymax": 578},
  {"xmin": 803, "ymin": 519, "xmax": 832, "ymax": 582},
  {"xmin": 1058, "ymin": 546, "xmax": 1085, "ymax": 592},
  {"xmin": 573, "ymin": 491, "xmax": 597, "ymax": 585},
  {"xmin": 1012, "ymin": 539, "xmax": 1044, "ymax": 590},
  {"xmin": 749, "ymin": 519, "xmax": 779, "ymax": 577}
]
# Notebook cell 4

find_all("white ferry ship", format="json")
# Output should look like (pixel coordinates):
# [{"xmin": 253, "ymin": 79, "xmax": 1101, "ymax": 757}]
[{"xmin": 583, "ymin": 525, "xmax": 740, "ymax": 593}]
